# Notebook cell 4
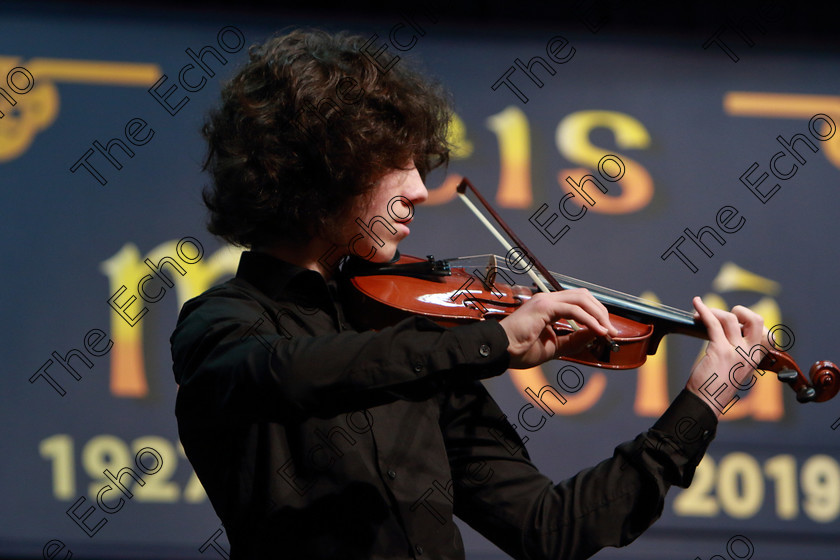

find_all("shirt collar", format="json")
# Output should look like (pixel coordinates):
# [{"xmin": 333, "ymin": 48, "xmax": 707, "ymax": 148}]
[{"xmin": 235, "ymin": 251, "xmax": 333, "ymax": 306}]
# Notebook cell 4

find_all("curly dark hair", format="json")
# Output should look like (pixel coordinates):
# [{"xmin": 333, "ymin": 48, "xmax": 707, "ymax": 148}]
[{"xmin": 201, "ymin": 28, "xmax": 453, "ymax": 248}]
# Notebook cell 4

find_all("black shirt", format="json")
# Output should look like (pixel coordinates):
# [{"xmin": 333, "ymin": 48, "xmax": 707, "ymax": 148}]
[{"xmin": 170, "ymin": 251, "xmax": 718, "ymax": 559}]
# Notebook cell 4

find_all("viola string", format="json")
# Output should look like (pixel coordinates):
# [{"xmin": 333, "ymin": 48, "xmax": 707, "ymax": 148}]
[{"xmin": 447, "ymin": 255, "xmax": 697, "ymax": 325}]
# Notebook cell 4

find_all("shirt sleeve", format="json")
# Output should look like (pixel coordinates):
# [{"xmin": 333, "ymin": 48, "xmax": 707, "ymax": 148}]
[
  {"xmin": 171, "ymin": 286, "xmax": 511, "ymax": 419},
  {"xmin": 441, "ymin": 381, "xmax": 717, "ymax": 560}
]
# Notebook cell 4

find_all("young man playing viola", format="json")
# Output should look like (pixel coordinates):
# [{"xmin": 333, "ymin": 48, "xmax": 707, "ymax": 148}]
[{"xmin": 170, "ymin": 29, "xmax": 766, "ymax": 559}]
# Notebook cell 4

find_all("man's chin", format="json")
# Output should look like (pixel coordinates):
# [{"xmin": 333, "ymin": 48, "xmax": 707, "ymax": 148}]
[{"xmin": 365, "ymin": 245, "xmax": 399, "ymax": 264}]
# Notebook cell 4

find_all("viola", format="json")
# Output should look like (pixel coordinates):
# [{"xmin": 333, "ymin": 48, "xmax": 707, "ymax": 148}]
[{"xmin": 340, "ymin": 178, "xmax": 839, "ymax": 404}]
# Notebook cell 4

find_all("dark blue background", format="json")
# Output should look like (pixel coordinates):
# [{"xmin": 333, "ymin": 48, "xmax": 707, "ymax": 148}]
[{"xmin": 2, "ymin": 2, "xmax": 838, "ymax": 558}]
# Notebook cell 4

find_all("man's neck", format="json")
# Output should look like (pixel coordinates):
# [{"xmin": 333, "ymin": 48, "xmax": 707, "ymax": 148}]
[{"xmin": 255, "ymin": 238, "xmax": 343, "ymax": 280}]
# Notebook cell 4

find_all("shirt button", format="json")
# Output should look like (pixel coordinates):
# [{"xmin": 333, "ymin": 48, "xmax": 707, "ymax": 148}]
[
  {"xmin": 415, "ymin": 544, "xmax": 423, "ymax": 555},
  {"xmin": 479, "ymin": 344, "xmax": 491, "ymax": 357},
  {"xmin": 387, "ymin": 469, "xmax": 396, "ymax": 479}
]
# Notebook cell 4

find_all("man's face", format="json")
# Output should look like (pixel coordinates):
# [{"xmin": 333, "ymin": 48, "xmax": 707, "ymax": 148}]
[{"xmin": 338, "ymin": 164, "xmax": 428, "ymax": 263}]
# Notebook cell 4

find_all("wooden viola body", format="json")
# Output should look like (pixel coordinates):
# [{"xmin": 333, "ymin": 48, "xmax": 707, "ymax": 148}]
[{"xmin": 342, "ymin": 253, "xmax": 839, "ymax": 404}]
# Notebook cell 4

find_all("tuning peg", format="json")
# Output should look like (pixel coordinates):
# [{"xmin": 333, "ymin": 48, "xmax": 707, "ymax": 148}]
[
  {"xmin": 796, "ymin": 386, "xmax": 816, "ymax": 403},
  {"xmin": 777, "ymin": 369, "xmax": 798, "ymax": 384}
]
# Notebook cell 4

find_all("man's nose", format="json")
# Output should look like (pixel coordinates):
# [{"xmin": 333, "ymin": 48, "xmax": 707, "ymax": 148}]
[{"xmin": 406, "ymin": 167, "xmax": 428, "ymax": 205}]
